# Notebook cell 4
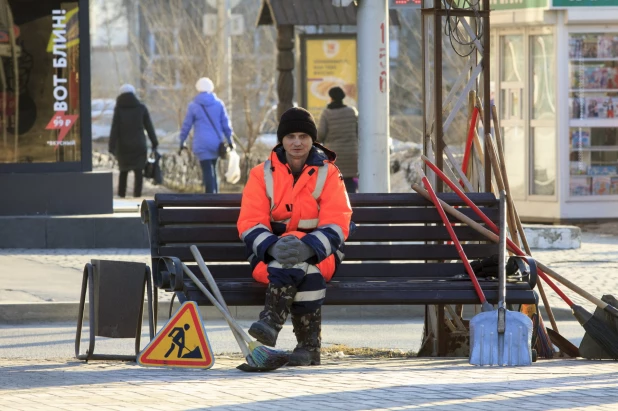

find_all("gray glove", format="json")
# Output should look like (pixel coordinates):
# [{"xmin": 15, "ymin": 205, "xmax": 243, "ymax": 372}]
[
  {"xmin": 294, "ymin": 239, "xmax": 316, "ymax": 263},
  {"xmin": 268, "ymin": 236, "xmax": 315, "ymax": 265}
]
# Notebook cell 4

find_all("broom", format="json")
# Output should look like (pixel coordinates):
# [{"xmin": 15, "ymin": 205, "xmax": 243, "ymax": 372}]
[
  {"xmin": 182, "ymin": 247, "xmax": 288, "ymax": 371},
  {"xmin": 415, "ymin": 159, "xmax": 618, "ymax": 358}
]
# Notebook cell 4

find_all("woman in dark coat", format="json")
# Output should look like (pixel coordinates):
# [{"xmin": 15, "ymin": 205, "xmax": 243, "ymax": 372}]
[{"xmin": 108, "ymin": 84, "xmax": 158, "ymax": 198}]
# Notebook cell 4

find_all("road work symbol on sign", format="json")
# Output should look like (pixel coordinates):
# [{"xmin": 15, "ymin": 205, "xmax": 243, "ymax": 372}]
[{"xmin": 138, "ymin": 302, "xmax": 214, "ymax": 369}]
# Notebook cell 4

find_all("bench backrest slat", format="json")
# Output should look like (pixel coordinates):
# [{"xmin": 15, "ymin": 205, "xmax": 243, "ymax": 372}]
[
  {"xmin": 157, "ymin": 207, "xmax": 499, "ymax": 226},
  {"xmin": 152, "ymin": 192, "xmax": 500, "ymax": 207},
  {"xmin": 159, "ymin": 243, "xmax": 498, "ymax": 262},
  {"xmin": 158, "ymin": 225, "xmax": 492, "ymax": 244}
]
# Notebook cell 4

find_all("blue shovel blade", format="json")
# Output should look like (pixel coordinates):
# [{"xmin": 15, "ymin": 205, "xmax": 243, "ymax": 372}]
[{"xmin": 469, "ymin": 310, "xmax": 533, "ymax": 366}]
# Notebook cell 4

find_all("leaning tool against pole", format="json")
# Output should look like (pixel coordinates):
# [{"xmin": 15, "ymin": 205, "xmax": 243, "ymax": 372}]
[
  {"xmin": 491, "ymin": 105, "xmax": 561, "ymax": 341},
  {"xmin": 422, "ymin": 154, "xmax": 618, "ymax": 319},
  {"xmin": 417, "ymin": 156, "xmax": 618, "ymax": 359},
  {"xmin": 417, "ymin": 164, "xmax": 532, "ymax": 366},
  {"xmin": 485, "ymin": 133, "xmax": 554, "ymax": 359}
]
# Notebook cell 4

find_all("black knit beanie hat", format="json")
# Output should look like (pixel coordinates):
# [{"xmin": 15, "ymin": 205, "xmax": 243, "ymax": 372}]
[
  {"xmin": 277, "ymin": 107, "xmax": 318, "ymax": 143},
  {"xmin": 328, "ymin": 86, "xmax": 346, "ymax": 102}
]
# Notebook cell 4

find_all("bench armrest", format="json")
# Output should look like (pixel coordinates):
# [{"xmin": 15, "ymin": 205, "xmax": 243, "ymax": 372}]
[{"xmin": 153, "ymin": 256, "xmax": 186, "ymax": 291}]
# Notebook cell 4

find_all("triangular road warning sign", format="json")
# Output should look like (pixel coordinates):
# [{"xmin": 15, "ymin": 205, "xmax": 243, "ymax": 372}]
[{"xmin": 138, "ymin": 301, "xmax": 214, "ymax": 369}]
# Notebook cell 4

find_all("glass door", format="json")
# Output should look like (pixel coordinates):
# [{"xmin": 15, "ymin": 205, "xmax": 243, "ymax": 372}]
[
  {"xmin": 530, "ymin": 33, "xmax": 556, "ymax": 196},
  {"xmin": 500, "ymin": 34, "xmax": 526, "ymax": 199}
]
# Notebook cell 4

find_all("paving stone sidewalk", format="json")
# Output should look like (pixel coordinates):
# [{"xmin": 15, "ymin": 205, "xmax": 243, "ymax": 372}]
[
  {"xmin": 1, "ymin": 232, "xmax": 617, "ymax": 314},
  {"xmin": 0, "ymin": 357, "xmax": 616, "ymax": 410}
]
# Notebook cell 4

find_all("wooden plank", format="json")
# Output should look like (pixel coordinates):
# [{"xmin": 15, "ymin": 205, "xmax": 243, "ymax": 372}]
[
  {"xmin": 181, "ymin": 284, "xmax": 536, "ymax": 306},
  {"xmin": 153, "ymin": 192, "xmax": 498, "ymax": 208},
  {"xmin": 158, "ymin": 225, "xmax": 492, "ymax": 244},
  {"xmin": 351, "ymin": 225, "xmax": 489, "ymax": 241},
  {"xmin": 344, "ymin": 244, "xmax": 498, "ymax": 261},
  {"xmin": 181, "ymin": 275, "xmax": 532, "ymax": 291},
  {"xmin": 169, "ymin": 262, "xmax": 472, "ymax": 280},
  {"xmin": 154, "ymin": 193, "xmax": 240, "ymax": 207},
  {"xmin": 351, "ymin": 207, "xmax": 499, "ymax": 224},
  {"xmin": 158, "ymin": 226, "xmax": 240, "ymax": 243},
  {"xmin": 158, "ymin": 208, "xmax": 240, "ymax": 225},
  {"xmin": 158, "ymin": 243, "xmax": 498, "ymax": 262},
  {"xmin": 157, "ymin": 207, "xmax": 499, "ymax": 226}
]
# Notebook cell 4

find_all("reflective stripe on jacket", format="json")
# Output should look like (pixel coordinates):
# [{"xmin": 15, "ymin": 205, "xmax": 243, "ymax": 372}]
[{"xmin": 237, "ymin": 143, "xmax": 352, "ymax": 282}]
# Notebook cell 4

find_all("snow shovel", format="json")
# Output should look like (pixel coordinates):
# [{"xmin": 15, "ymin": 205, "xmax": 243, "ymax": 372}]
[{"xmin": 469, "ymin": 191, "xmax": 533, "ymax": 366}]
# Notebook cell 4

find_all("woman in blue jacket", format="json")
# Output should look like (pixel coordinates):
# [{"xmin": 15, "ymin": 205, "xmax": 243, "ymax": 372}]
[{"xmin": 179, "ymin": 77, "xmax": 234, "ymax": 193}]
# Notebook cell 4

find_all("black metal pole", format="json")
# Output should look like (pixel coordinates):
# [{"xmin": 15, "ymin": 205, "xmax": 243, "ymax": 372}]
[
  {"xmin": 483, "ymin": 0, "xmax": 491, "ymax": 191},
  {"xmin": 434, "ymin": 1, "xmax": 443, "ymax": 192},
  {"xmin": 79, "ymin": 0, "xmax": 92, "ymax": 172}
]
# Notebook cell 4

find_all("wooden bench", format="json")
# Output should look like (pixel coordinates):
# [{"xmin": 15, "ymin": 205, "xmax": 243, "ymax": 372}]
[{"xmin": 141, "ymin": 192, "xmax": 537, "ymax": 355}]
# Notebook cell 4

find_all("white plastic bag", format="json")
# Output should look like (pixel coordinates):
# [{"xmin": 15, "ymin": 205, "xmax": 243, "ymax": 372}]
[{"xmin": 225, "ymin": 150, "xmax": 241, "ymax": 184}]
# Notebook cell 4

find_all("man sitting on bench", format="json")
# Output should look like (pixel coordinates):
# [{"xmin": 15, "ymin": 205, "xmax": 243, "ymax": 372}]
[{"xmin": 237, "ymin": 107, "xmax": 352, "ymax": 366}]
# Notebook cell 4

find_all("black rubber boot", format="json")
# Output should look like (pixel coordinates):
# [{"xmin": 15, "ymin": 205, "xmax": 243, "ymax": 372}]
[
  {"xmin": 248, "ymin": 283, "xmax": 296, "ymax": 347},
  {"xmin": 288, "ymin": 308, "xmax": 321, "ymax": 366}
]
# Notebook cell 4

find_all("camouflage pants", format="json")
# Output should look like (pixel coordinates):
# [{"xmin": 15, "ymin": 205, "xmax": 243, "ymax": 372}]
[{"xmin": 266, "ymin": 261, "xmax": 326, "ymax": 315}]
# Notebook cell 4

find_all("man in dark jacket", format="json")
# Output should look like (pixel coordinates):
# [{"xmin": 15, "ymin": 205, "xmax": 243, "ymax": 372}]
[
  {"xmin": 317, "ymin": 87, "xmax": 359, "ymax": 193},
  {"xmin": 108, "ymin": 84, "xmax": 159, "ymax": 198}
]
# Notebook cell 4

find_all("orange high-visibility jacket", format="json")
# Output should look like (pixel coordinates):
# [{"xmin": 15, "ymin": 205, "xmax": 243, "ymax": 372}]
[{"xmin": 237, "ymin": 143, "xmax": 353, "ymax": 283}]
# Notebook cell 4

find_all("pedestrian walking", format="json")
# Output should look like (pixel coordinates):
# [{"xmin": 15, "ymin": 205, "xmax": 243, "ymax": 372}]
[
  {"xmin": 317, "ymin": 86, "xmax": 359, "ymax": 193},
  {"xmin": 179, "ymin": 77, "xmax": 235, "ymax": 193},
  {"xmin": 108, "ymin": 84, "xmax": 159, "ymax": 198},
  {"xmin": 238, "ymin": 107, "xmax": 353, "ymax": 366}
]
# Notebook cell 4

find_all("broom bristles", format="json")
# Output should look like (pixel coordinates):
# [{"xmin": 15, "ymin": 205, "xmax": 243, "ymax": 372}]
[
  {"xmin": 572, "ymin": 305, "xmax": 618, "ymax": 359},
  {"xmin": 536, "ymin": 314, "xmax": 554, "ymax": 359},
  {"xmin": 250, "ymin": 345, "xmax": 289, "ymax": 369}
]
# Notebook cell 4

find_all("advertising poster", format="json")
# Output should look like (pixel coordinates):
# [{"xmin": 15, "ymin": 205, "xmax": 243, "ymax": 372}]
[{"xmin": 302, "ymin": 35, "xmax": 357, "ymax": 123}]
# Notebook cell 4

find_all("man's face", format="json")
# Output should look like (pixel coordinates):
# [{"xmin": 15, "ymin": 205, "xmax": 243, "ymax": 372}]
[{"xmin": 282, "ymin": 132, "xmax": 312, "ymax": 160}]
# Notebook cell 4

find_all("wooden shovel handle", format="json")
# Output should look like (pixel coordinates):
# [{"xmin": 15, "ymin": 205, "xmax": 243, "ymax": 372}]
[{"xmin": 491, "ymin": 105, "xmax": 560, "ymax": 332}]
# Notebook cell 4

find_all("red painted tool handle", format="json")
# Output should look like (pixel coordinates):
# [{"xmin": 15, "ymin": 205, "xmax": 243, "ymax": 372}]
[
  {"xmin": 421, "ymin": 176, "xmax": 487, "ymax": 304},
  {"xmin": 422, "ymin": 156, "xmax": 576, "ymax": 307},
  {"xmin": 462, "ymin": 107, "xmax": 479, "ymax": 177}
]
